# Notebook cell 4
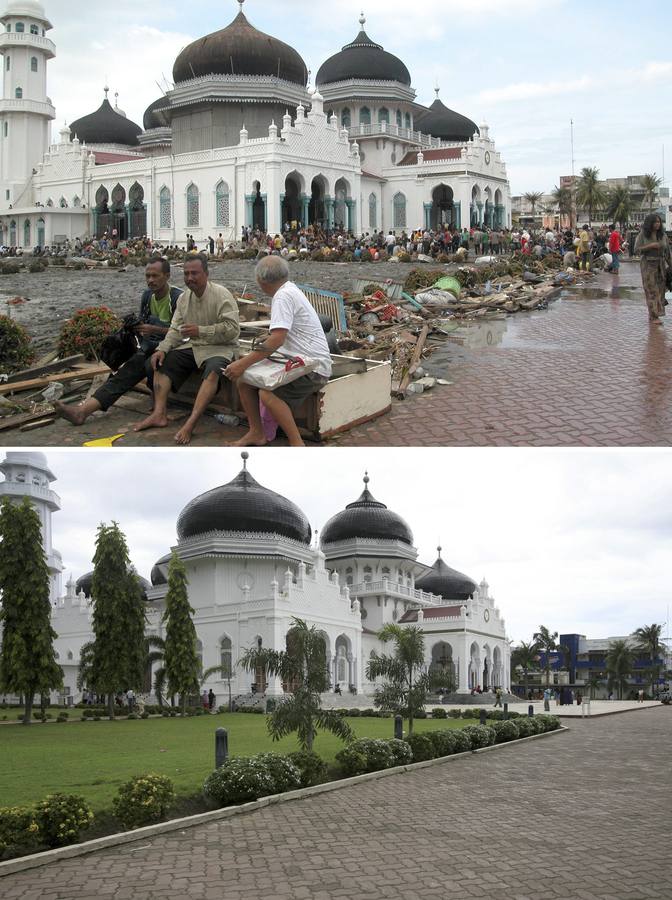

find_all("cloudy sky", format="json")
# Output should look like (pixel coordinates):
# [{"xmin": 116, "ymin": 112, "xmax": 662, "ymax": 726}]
[
  {"xmin": 40, "ymin": 0, "xmax": 672, "ymax": 194},
  {"xmin": 8, "ymin": 447, "xmax": 671, "ymax": 646}
]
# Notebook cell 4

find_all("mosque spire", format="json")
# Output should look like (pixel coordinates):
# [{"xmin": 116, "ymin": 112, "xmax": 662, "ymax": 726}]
[
  {"xmin": 359, "ymin": 10, "xmax": 366, "ymax": 26},
  {"xmin": 241, "ymin": 451, "xmax": 249, "ymax": 471},
  {"xmin": 238, "ymin": 0, "xmax": 245, "ymax": 11}
]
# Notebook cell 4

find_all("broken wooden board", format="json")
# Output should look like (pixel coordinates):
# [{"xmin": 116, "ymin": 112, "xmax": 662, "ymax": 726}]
[
  {"xmin": 0, "ymin": 364, "xmax": 109, "ymax": 396},
  {"xmin": 5, "ymin": 354, "xmax": 85, "ymax": 384}
]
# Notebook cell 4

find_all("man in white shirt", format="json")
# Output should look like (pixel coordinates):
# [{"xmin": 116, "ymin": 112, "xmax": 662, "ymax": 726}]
[{"xmin": 224, "ymin": 256, "xmax": 332, "ymax": 447}]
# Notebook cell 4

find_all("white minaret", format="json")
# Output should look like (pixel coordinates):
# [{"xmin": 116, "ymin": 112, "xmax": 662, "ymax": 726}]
[
  {"xmin": 0, "ymin": 451, "xmax": 63, "ymax": 603},
  {"xmin": 0, "ymin": 1, "xmax": 56, "ymax": 210}
]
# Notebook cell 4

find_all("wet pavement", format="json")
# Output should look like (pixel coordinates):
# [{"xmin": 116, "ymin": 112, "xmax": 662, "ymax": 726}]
[
  {"xmin": 1, "ymin": 259, "xmax": 670, "ymax": 448},
  {"xmin": 1, "ymin": 707, "xmax": 670, "ymax": 899}
]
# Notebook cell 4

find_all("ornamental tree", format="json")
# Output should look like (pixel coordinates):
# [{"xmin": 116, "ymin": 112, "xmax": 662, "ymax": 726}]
[
  {"xmin": 89, "ymin": 522, "xmax": 146, "ymax": 719},
  {"xmin": 0, "ymin": 497, "xmax": 62, "ymax": 724},
  {"xmin": 162, "ymin": 551, "xmax": 200, "ymax": 715}
]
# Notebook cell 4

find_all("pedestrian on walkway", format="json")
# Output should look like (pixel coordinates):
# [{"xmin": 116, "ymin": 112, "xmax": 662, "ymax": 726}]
[
  {"xmin": 494, "ymin": 687, "xmax": 503, "ymax": 708},
  {"xmin": 543, "ymin": 687, "xmax": 551, "ymax": 711},
  {"xmin": 634, "ymin": 214, "xmax": 671, "ymax": 325}
]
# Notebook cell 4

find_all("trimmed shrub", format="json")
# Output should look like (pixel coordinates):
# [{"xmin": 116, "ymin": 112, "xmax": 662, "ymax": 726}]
[
  {"xmin": 448, "ymin": 709, "xmax": 462, "ymax": 718},
  {"xmin": 0, "ymin": 314, "xmax": 36, "ymax": 373},
  {"xmin": 334, "ymin": 745, "xmax": 368, "ymax": 777},
  {"xmin": 56, "ymin": 713, "xmax": 69, "ymax": 723},
  {"xmin": 490, "ymin": 720, "xmax": 520, "ymax": 743},
  {"xmin": 450, "ymin": 730, "xmax": 473, "ymax": 753},
  {"xmin": 535, "ymin": 714, "xmax": 560, "ymax": 732},
  {"xmin": 414, "ymin": 709, "xmax": 427, "ymax": 719},
  {"xmin": 57, "ymin": 306, "xmax": 122, "ymax": 361},
  {"xmin": 426, "ymin": 729, "xmax": 458, "ymax": 758},
  {"xmin": 112, "ymin": 774, "xmax": 175, "ymax": 829},
  {"xmin": 461, "ymin": 725, "xmax": 496, "ymax": 749},
  {"xmin": 254, "ymin": 754, "xmax": 302, "ymax": 794},
  {"xmin": 431, "ymin": 707, "xmax": 447, "ymax": 719},
  {"xmin": 404, "ymin": 732, "xmax": 435, "ymax": 762},
  {"xmin": 203, "ymin": 757, "xmax": 276, "ymax": 807},
  {"xmin": 387, "ymin": 739, "xmax": 413, "ymax": 766},
  {"xmin": 287, "ymin": 751, "xmax": 328, "ymax": 788},
  {"xmin": 33, "ymin": 794, "xmax": 93, "ymax": 848},
  {"xmin": 336, "ymin": 739, "xmax": 395, "ymax": 775},
  {"xmin": 0, "ymin": 807, "xmax": 41, "ymax": 857},
  {"xmin": 346, "ymin": 708, "xmax": 361, "ymax": 717}
]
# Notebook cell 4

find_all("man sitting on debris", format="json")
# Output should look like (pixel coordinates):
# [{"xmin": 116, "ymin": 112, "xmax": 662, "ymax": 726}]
[
  {"xmin": 53, "ymin": 258, "xmax": 182, "ymax": 426},
  {"xmin": 224, "ymin": 256, "xmax": 332, "ymax": 448},
  {"xmin": 134, "ymin": 254, "xmax": 240, "ymax": 445}
]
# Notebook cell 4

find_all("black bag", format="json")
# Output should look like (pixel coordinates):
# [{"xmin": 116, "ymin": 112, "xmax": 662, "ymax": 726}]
[
  {"xmin": 665, "ymin": 267, "xmax": 672, "ymax": 292},
  {"xmin": 100, "ymin": 314, "xmax": 141, "ymax": 372}
]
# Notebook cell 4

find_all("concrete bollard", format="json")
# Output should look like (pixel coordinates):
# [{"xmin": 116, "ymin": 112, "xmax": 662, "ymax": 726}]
[
  {"xmin": 528, "ymin": 705, "xmax": 534, "ymax": 718},
  {"xmin": 215, "ymin": 727, "xmax": 229, "ymax": 768},
  {"xmin": 479, "ymin": 709, "xmax": 487, "ymax": 726},
  {"xmin": 394, "ymin": 715, "xmax": 403, "ymax": 740},
  {"xmin": 503, "ymin": 702, "xmax": 508, "ymax": 720}
]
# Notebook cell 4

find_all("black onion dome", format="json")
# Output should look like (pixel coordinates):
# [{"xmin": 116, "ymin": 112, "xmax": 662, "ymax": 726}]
[
  {"xmin": 416, "ymin": 549, "xmax": 477, "ymax": 601},
  {"xmin": 143, "ymin": 97, "xmax": 169, "ymax": 130},
  {"xmin": 316, "ymin": 19, "xmax": 411, "ymax": 87},
  {"xmin": 151, "ymin": 553, "xmax": 171, "ymax": 586},
  {"xmin": 320, "ymin": 475, "xmax": 413, "ymax": 545},
  {"xmin": 70, "ymin": 94, "xmax": 142, "ymax": 146},
  {"xmin": 415, "ymin": 97, "xmax": 478, "ymax": 142},
  {"xmin": 176, "ymin": 455, "xmax": 312, "ymax": 544},
  {"xmin": 173, "ymin": 10, "xmax": 308, "ymax": 85},
  {"xmin": 76, "ymin": 570, "xmax": 151, "ymax": 600}
]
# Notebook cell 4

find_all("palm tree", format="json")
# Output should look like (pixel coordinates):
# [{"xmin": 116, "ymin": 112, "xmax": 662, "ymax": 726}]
[
  {"xmin": 606, "ymin": 186, "xmax": 634, "ymax": 228},
  {"xmin": 366, "ymin": 623, "xmax": 445, "ymax": 734},
  {"xmin": 551, "ymin": 185, "xmax": 574, "ymax": 228},
  {"xmin": 523, "ymin": 191, "xmax": 544, "ymax": 222},
  {"xmin": 575, "ymin": 167, "xmax": 607, "ymax": 224},
  {"xmin": 533, "ymin": 626, "xmax": 559, "ymax": 686},
  {"xmin": 632, "ymin": 624, "xmax": 664, "ymax": 697},
  {"xmin": 510, "ymin": 640, "xmax": 540, "ymax": 697},
  {"xmin": 240, "ymin": 618, "xmax": 353, "ymax": 752},
  {"xmin": 641, "ymin": 174, "xmax": 663, "ymax": 212},
  {"xmin": 587, "ymin": 673, "xmax": 603, "ymax": 700},
  {"xmin": 605, "ymin": 639, "xmax": 633, "ymax": 700},
  {"xmin": 146, "ymin": 636, "xmax": 167, "ymax": 707}
]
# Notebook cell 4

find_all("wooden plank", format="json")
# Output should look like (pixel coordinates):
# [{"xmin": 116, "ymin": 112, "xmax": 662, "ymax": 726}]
[
  {"xmin": 0, "ymin": 365, "xmax": 109, "ymax": 396},
  {"xmin": 5, "ymin": 354, "xmax": 85, "ymax": 384},
  {"xmin": 396, "ymin": 325, "xmax": 429, "ymax": 398}
]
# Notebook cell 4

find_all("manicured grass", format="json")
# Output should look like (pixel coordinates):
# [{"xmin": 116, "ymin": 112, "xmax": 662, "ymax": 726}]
[{"xmin": 0, "ymin": 713, "xmax": 468, "ymax": 812}]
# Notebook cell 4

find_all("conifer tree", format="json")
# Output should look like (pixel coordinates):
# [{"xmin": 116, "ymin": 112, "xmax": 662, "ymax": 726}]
[
  {"xmin": 89, "ymin": 522, "xmax": 146, "ymax": 719},
  {"xmin": 0, "ymin": 497, "xmax": 62, "ymax": 725},
  {"xmin": 162, "ymin": 551, "xmax": 200, "ymax": 715}
]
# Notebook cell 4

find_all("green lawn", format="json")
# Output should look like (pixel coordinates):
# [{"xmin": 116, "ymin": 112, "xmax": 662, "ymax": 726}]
[{"xmin": 0, "ymin": 713, "xmax": 468, "ymax": 812}]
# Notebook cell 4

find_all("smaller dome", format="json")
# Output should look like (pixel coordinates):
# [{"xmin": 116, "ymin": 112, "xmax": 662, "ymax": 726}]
[
  {"xmin": 76, "ymin": 569, "xmax": 151, "ymax": 601},
  {"xmin": 2, "ymin": 1, "xmax": 50, "ymax": 26},
  {"xmin": 320, "ymin": 474, "xmax": 413, "ymax": 546},
  {"xmin": 143, "ymin": 97, "xmax": 170, "ymax": 130},
  {"xmin": 416, "ymin": 548, "xmax": 477, "ymax": 602},
  {"xmin": 416, "ymin": 95, "xmax": 478, "ymax": 143},
  {"xmin": 70, "ymin": 90, "xmax": 142, "ymax": 146},
  {"xmin": 151, "ymin": 553, "xmax": 171, "ymax": 586},
  {"xmin": 316, "ymin": 16, "xmax": 411, "ymax": 87}
]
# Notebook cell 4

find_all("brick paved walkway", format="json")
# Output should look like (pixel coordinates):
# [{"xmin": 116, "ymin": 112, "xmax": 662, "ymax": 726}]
[
  {"xmin": 334, "ymin": 264, "xmax": 672, "ymax": 446},
  {"xmin": 2, "ymin": 707, "xmax": 670, "ymax": 900}
]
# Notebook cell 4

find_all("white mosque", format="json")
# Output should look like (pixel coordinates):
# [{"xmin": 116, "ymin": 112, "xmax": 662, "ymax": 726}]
[
  {"xmin": 0, "ymin": 0, "xmax": 511, "ymax": 248},
  {"xmin": 0, "ymin": 452, "xmax": 512, "ymax": 706}
]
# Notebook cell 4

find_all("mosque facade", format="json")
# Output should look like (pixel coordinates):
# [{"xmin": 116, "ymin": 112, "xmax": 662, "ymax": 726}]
[
  {"xmin": 0, "ymin": 452, "xmax": 512, "ymax": 707},
  {"xmin": 0, "ymin": 0, "xmax": 511, "ymax": 248}
]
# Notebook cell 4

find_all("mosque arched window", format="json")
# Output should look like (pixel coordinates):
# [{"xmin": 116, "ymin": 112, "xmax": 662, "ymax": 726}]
[
  {"xmin": 341, "ymin": 108, "xmax": 351, "ymax": 129},
  {"xmin": 73, "ymin": 196, "xmax": 81, "ymax": 208},
  {"xmin": 30, "ymin": 24, "xmax": 39, "ymax": 35},
  {"xmin": 360, "ymin": 107, "xmax": 371, "ymax": 126},
  {"xmin": 59, "ymin": 197, "xmax": 67, "ymax": 208},
  {"xmin": 393, "ymin": 192, "xmax": 407, "ymax": 228},
  {"xmin": 15, "ymin": 22, "xmax": 24, "ymax": 33},
  {"xmin": 369, "ymin": 193, "xmax": 377, "ymax": 230},
  {"xmin": 23, "ymin": 220, "xmax": 30, "ymax": 247},
  {"xmin": 5, "ymin": 24, "xmax": 9, "ymax": 32},
  {"xmin": 215, "ymin": 180, "xmax": 230, "ymax": 227},
  {"xmin": 159, "ymin": 186, "xmax": 172, "ymax": 229},
  {"xmin": 5, "ymin": 56, "xmax": 9, "ymax": 72},
  {"xmin": 186, "ymin": 183, "xmax": 199, "ymax": 228},
  {"xmin": 396, "ymin": 110, "xmax": 402, "ymax": 128},
  {"xmin": 378, "ymin": 107, "xmax": 390, "ymax": 125},
  {"xmin": 405, "ymin": 113, "xmax": 412, "ymax": 130},
  {"xmin": 220, "ymin": 636, "xmax": 233, "ymax": 678},
  {"xmin": 363, "ymin": 565, "xmax": 373, "ymax": 584},
  {"xmin": 31, "ymin": 57, "xmax": 37, "ymax": 72},
  {"xmin": 46, "ymin": 198, "xmax": 53, "ymax": 207},
  {"xmin": 15, "ymin": 87, "xmax": 22, "ymax": 99}
]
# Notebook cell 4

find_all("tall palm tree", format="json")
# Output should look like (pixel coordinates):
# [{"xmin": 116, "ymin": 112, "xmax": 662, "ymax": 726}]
[
  {"xmin": 146, "ymin": 636, "xmax": 167, "ymax": 707},
  {"xmin": 632, "ymin": 624, "xmax": 664, "ymax": 697},
  {"xmin": 575, "ymin": 167, "xmax": 607, "ymax": 224},
  {"xmin": 641, "ymin": 174, "xmax": 663, "ymax": 213},
  {"xmin": 523, "ymin": 191, "xmax": 544, "ymax": 222},
  {"xmin": 510, "ymin": 640, "xmax": 540, "ymax": 697},
  {"xmin": 240, "ymin": 618, "xmax": 353, "ymax": 751},
  {"xmin": 587, "ymin": 673, "xmax": 603, "ymax": 700},
  {"xmin": 551, "ymin": 185, "xmax": 573, "ymax": 227},
  {"xmin": 533, "ymin": 626, "xmax": 559, "ymax": 686},
  {"xmin": 606, "ymin": 186, "xmax": 634, "ymax": 228},
  {"xmin": 605, "ymin": 639, "xmax": 633, "ymax": 700}
]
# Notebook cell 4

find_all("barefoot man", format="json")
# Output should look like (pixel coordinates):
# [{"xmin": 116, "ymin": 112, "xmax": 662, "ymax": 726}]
[
  {"xmin": 135, "ymin": 254, "xmax": 240, "ymax": 444},
  {"xmin": 224, "ymin": 256, "xmax": 331, "ymax": 447}
]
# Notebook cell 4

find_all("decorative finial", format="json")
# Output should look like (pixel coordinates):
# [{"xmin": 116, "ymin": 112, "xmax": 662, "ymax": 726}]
[
  {"xmin": 363, "ymin": 471, "xmax": 369, "ymax": 485},
  {"xmin": 103, "ymin": 85, "xmax": 109, "ymax": 99},
  {"xmin": 359, "ymin": 10, "xmax": 366, "ymax": 26},
  {"xmin": 238, "ymin": 0, "xmax": 245, "ymax": 10},
  {"xmin": 437, "ymin": 545, "xmax": 442, "ymax": 555},
  {"xmin": 241, "ymin": 451, "xmax": 249, "ymax": 470},
  {"xmin": 435, "ymin": 84, "xmax": 440, "ymax": 99}
]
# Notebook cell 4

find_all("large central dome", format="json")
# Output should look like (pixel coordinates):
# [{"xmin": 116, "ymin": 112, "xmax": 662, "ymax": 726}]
[
  {"xmin": 316, "ymin": 16, "xmax": 411, "ymax": 87},
  {"xmin": 177, "ymin": 455, "xmax": 312, "ymax": 544},
  {"xmin": 320, "ymin": 475, "xmax": 413, "ymax": 546},
  {"xmin": 173, "ymin": 8, "xmax": 308, "ymax": 86}
]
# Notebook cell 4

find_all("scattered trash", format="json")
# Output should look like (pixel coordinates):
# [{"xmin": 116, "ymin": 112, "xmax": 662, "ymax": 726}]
[
  {"xmin": 215, "ymin": 414, "xmax": 240, "ymax": 427},
  {"xmin": 41, "ymin": 381, "xmax": 65, "ymax": 402},
  {"xmin": 83, "ymin": 434, "xmax": 125, "ymax": 448}
]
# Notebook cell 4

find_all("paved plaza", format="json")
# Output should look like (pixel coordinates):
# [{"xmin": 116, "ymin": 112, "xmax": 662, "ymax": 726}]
[{"xmin": 2, "ymin": 706, "xmax": 670, "ymax": 900}]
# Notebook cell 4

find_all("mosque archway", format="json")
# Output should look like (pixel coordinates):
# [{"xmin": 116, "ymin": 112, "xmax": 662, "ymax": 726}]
[
  {"xmin": 493, "ymin": 646, "xmax": 502, "ymax": 689},
  {"xmin": 9, "ymin": 219, "xmax": 16, "ymax": 246},
  {"xmin": 334, "ymin": 634, "xmax": 352, "ymax": 688},
  {"xmin": 128, "ymin": 182, "xmax": 146, "ymax": 238},
  {"xmin": 471, "ymin": 185, "xmax": 482, "ymax": 227},
  {"xmin": 110, "ymin": 183, "xmax": 127, "ymax": 239},
  {"xmin": 309, "ymin": 175, "xmax": 328, "ymax": 228},
  {"xmin": 430, "ymin": 183, "xmax": 455, "ymax": 230},
  {"xmin": 484, "ymin": 187, "xmax": 493, "ymax": 229},
  {"xmin": 482, "ymin": 643, "xmax": 492, "ymax": 690},
  {"xmin": 469, "ymin": 641, "xmax": 481, "ymax": 690},
  {"xmin": 282, "ymin": 172, "xmax": 303, "ymax": 227},
  {"xmin": 36, "ymin": 218, "xmax": 45, "ymax": 247},
  {"xmin": 430, "ymin": 641, "xmax": 455, "ymax": 688},
  {"xmin": 94, "ymin": 186, "xmax": 111, "ymax": 238},
  {"xmin": 251, "ymin": 181, "xmax": 266, "ymax": 230},
  {"xmin": 23, "ymin": 219, "xmax": 30, "ymax": 248},
  {"xmin": 494, "ymin": 189, "xmax": 504, "ymax": 228},
  {"xmin": 334, "ymin": 177, "xmax": 351, "ymax": 230}
]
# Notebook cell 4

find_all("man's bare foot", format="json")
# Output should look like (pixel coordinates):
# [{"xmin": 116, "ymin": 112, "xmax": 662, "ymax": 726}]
[
  {"xmin": 174, "ymin": 423, "xmax": 195, "ymax": 445},
  {"xmin": 228, "ymin": 431, "xmax": 269, "ymax": 447},
  {"xmin": 133, "ymin": 412, "xmax": 169, "ymax": 432},
  {"xmin": 53, "ymin": 400, "xmax": 87, "ymax": 426}
]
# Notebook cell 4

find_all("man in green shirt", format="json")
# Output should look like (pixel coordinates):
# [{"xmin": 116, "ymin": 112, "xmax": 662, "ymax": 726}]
[{"xmin": 54, "ymin": 258, "xmax": 182, "ymax": 425}]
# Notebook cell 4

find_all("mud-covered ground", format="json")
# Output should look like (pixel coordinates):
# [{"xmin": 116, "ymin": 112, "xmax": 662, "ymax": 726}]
[{"xmin": 0, "ymin": 259, "xmax": 423, "ymax": 355}]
